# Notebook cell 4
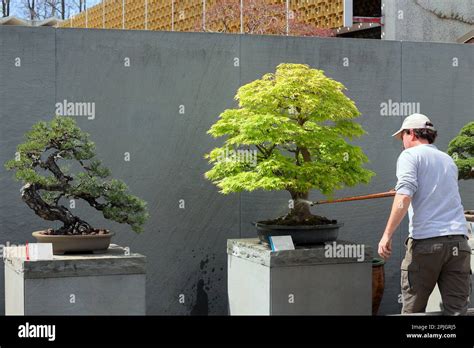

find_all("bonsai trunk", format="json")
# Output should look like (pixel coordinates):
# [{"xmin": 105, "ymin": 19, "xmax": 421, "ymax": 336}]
[
  {"xmin": 287, "ymin": 191, "xmax": 313, "ymax": 223},
  {"xmin": 284, "ymin": 145, "xmax": 315, "ymax": 223},
  {"xmin": 21, "ymin": 183, "xmax": 93, "ymax": 235}
]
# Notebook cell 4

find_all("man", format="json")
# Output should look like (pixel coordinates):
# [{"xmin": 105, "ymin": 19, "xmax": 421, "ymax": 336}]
[{"xmin": 378, "ymin": 113, "xmax": 471, "ymax": 315}]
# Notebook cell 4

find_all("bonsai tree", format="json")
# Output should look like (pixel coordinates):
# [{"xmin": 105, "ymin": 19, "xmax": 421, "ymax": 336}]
[
  {"xmin": 205, "ymin": 63, "xmax": 374, "ymax": 225},
  {"xmin": 447, "ymin": 121, "xmax": 474, "ymax": 180},
  {"xmin": 448, "ymin": 121, "xmax": 474, "ymax": 221},
  {"xmin": 5, "ymin": 116, "xmax": 149, "ymax": 235}
]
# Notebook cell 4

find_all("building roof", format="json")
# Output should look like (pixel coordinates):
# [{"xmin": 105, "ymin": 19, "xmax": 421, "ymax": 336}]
[
  {"xmin": 0, "ymin": 16, "xmax": 28, "ymax": 26},
  {"xmin": 457, "ymin": 30, "xmax": 474, "ymax": 43},
  {"xmin": 0, "ymin": 15, "xmax": 60, "ymax": 27},
  {"xmin": 34, "ymin": 18, "xmax": 61, "ymax": 27}
]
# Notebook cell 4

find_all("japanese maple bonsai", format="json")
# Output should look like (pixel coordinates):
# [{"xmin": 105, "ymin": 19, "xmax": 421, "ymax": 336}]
[
  {"xmin": 205, "ymin": 63, "xmax": 374, "ymax": 244},
  {"xmin": 5, "ymin": 116, "xmax": 149, "ymax": 254},
  {"xmin": 447, "ymin": 121, "xmax": 474, "ymax": 222}
]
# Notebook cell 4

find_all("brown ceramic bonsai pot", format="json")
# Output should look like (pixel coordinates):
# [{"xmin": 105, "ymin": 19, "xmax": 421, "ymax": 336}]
[
  {"xmin": 372, "ymin": 257, "xmax": 385, "ymax": 315},
  {"xmin": 32, "ymin": 230, "xmax": 115, "ymax": 255},
  {"xmin": 255, "ymin": 222, "xmax": 342, "ymax": 245},
  {"xmin": 465, "ymin": 210, "xmax": 474, "ymax": 222}
]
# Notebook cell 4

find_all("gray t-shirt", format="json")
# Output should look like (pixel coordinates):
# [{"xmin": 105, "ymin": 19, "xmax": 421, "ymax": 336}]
[{"xmin": 395, "ymin": 144, "xmax": 467, "ymax": 239}]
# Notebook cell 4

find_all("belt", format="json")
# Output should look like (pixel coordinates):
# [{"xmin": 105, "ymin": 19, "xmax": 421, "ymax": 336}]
[{"xmin": 411, "ymin": 234, "xmax": 468, "ymax": 241}]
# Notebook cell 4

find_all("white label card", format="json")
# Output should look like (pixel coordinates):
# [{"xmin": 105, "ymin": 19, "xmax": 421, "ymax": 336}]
[
  {"xmin": 268, "ymin": 235, "xmax": 295, "ymax": 251},
  {"xmin": 4, "ymin": 243, "xmax": 53, "ymax": 261},
  {"xmin": 28, "ymin": 243, "xmax": 54, "ymax": 261}
]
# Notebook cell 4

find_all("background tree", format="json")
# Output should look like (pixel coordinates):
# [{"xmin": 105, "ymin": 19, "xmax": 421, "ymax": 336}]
[
  {"xmin": 1, "ymin": 0, "xmax": 11, "ymax": 17},
  {"xmin": 448, "ymin": 121, "xmax": 474, "ymax": 180},
  {"xmin": 205, "ymin": 63, "xmax": 374, "ymax": 224},
  {"xmin": 24, "ymin": 0, "xmax": 35, "ymax": 19},
  {"xmin": 5, "ymin": 116, "xmax": 149, "ymax": 235},
  {"xmin": 19, "ymin": 0, "xmax": 83, "ymax": 20},
  {"xmin": 196, "ymin": 0, "xmax": 334, "ymax": 37}
]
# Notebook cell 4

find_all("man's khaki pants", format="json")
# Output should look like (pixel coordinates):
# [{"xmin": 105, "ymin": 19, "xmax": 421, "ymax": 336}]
[{"xmin": 401, "ymin": 235, "xmax": 472, "ymax": 315}]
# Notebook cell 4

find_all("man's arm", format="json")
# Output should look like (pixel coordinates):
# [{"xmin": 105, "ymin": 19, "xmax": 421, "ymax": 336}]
[
  {"xmin": 378, "ymin": 193, "xmax": 411, "ymax": 259},
  {"xmin": 379, "ymin": 150, "xmax": 417, "ymax": 260}
]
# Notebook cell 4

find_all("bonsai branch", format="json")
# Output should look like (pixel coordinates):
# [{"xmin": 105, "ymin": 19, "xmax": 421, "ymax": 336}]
[
  {"xmin": 44, "ymin": 151, "xmax": 72, "ymax": 183},
  {"xmin": 73, "ymin": 192, "xmax": 106, "ymax": 211},
  {"xmin": 256, "ymin": 144, "xmax": 276, "ymax": 158},
  {"xmin": 21, "ymin": 183, "xmax": 92, "ymax": 235}
]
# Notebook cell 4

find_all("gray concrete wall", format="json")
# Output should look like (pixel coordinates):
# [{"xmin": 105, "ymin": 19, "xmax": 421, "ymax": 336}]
[
  {"xmin": 383, "ymin": 0, "xmax": 474, "ymax": 42},
  {"xmin": 0, "ymin": 26, "xmax": 473, "ymax": 315}
]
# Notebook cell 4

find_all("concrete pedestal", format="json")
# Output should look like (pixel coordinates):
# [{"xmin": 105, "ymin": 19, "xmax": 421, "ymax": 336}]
[
  {"xmin": 227, "ymin": 238, "xmax": 373, "ymax": 315},
  {"xmin": 426, "ymin": 238, "xmax": 474, "ymax": 312},
  {"xmin": 4, "ymin": 244, "xmax": 146, "ymax": 315}
]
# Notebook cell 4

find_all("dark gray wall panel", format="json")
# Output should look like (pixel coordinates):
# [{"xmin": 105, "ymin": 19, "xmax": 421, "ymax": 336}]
[
  {"xmin": 0, "ymin": 26, "xmax": 56, "ymax": 315},
  {"xmin": 55, "ymin": 29, "xmax": 240, "ymax": 315},
  {"xmin": 240, "ymin": 36, "xmax": 404, "ymax": 314},
  {"xmin": 400, "ymin": 40, "xmax": 474, "ymax": 293}
]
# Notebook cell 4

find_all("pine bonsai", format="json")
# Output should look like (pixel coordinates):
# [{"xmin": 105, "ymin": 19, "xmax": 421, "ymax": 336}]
[
  {"xmin": 5, "ymin": 116, "xmax": 149, "ymax": 235},
  {"xmin": 205, "ymin": 63, "xmax": 374, "ymax": 225},
  {"xmin": 447, "ymin": 121, "xmax": 474, "ymax": 180}
]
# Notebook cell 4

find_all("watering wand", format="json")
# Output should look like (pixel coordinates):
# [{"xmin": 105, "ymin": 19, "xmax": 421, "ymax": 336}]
[{"xmin": 297, "ymin": 189, "xmax": 396, "ymax": 207}]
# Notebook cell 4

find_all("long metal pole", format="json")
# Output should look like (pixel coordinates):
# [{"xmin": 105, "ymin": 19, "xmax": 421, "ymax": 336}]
[
  {"xmin": 122, "ymin": 0, "xmax": 125, "ymax": 29},
  {"xmin": 85, "ymin": 0, "xmax": 87, "ymax": 28},
  {"xmin": 240, "ymin": 0, "xmax": 243, "ymax": 33},
  {"xmin": 145, "ymin": 0, "xmax": 148, "ymax": 29},
  {"xmin": 286, "ymin": 0, "xmax": 289, "ymax": 35},
  {"xmin": 202, "ymin": 0, "xmax": 206, "ymax": 31},
  {"xmin": 306, "ymin": 190, "xmax": 396, "ymax": 206},
  {"xmin": 171, "ymin": 0, "xmax": 174, "ymax": 31}
]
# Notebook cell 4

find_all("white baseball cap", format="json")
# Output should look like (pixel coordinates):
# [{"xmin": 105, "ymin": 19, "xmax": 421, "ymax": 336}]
[{"xmin": 392, "ymin": 113, "xmax": 436, "ymax": 140}]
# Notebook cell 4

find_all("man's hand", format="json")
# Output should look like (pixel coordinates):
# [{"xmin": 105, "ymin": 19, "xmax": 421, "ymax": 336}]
[{"xmin": 378, "ymin": 234, "xmax": 392, "ymax": 260}]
